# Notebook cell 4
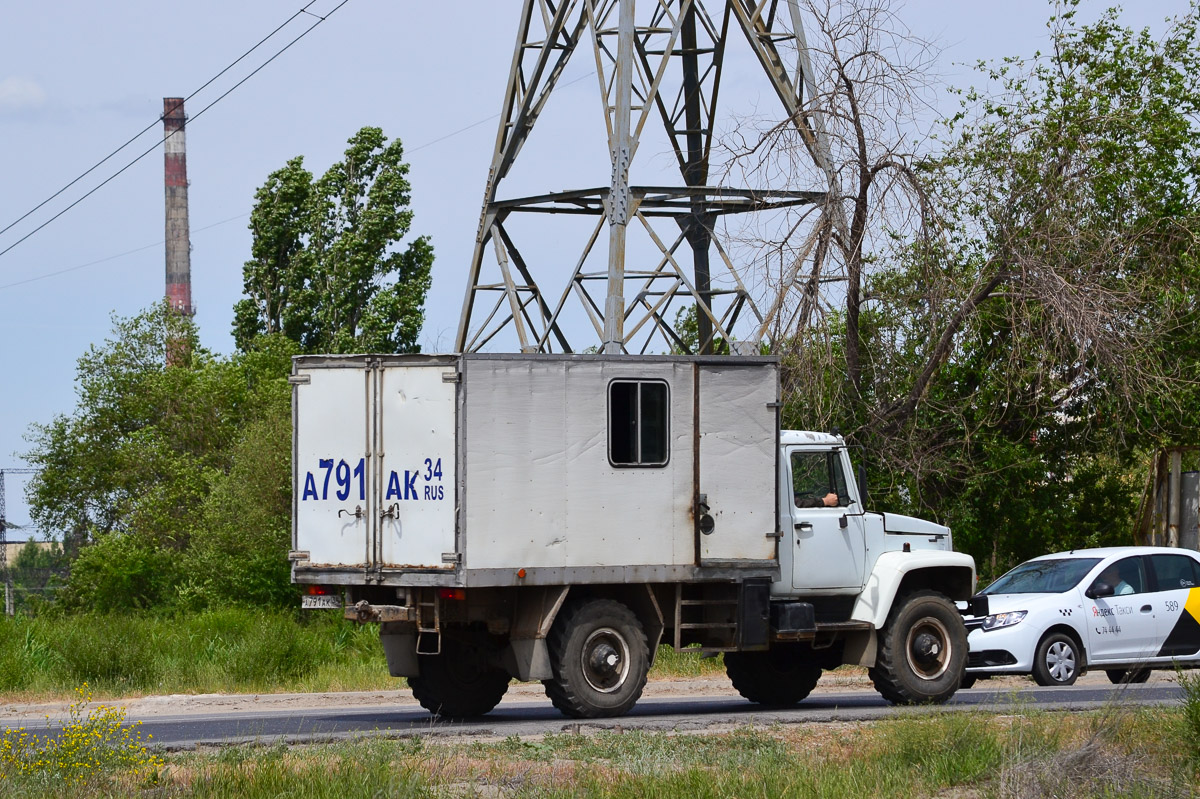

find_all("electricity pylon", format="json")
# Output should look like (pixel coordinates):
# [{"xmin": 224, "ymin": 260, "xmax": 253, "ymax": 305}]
[{"xmin": 457, "ymin": 0, "xmax": 835, "ymax": 355}]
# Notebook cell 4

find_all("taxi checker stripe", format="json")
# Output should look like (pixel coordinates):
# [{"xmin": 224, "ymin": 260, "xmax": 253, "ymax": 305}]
[{"xmin": 1156, "ymin": 586, "xmax": 1200, "ymax": 658}]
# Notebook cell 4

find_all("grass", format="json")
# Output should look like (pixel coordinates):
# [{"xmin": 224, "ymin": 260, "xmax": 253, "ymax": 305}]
[
  {"xmin": 0, "ymin": 610, "xmax": 391, "ymax": 699},
  {"xmin": 0, "ymin": 609, "xmax": 726, "ymax": 701},
  {"xmin": 1, "ymin": 707, "xmax": 1194, "ymax": 798}
]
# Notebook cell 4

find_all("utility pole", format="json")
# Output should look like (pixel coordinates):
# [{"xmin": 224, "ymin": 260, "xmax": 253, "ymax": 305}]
[{"xmin": 0, "ymin": 468, "xmax": 36, "ymax": 616}]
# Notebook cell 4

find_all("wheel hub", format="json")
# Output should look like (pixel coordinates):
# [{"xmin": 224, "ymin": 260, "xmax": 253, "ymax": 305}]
[
  {"xmin": 582, "ymin": 627, "xmax": 630, "ymax": 693},
  {"xmin": 905, "ymin": 617, "xmax": 952, "ymax": 681},
  {"xmin": 1046, "ymin": 641, "xmax": 1076, "ymax": 682}
]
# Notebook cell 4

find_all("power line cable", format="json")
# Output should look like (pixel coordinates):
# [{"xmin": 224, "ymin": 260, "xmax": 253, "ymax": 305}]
[
  {"xmin": 0, "ymin": 64, "xmax": 595, "ymax": 290},
  {"xmin": 0, "ymin": 1, "xmax": 323, "ymax": 243},
  {"xmin": 0, "ymin": 214, "xmax": 247, "ymax": 291},
  {"xmin": 0, "ymin": 0, "xmax": 347, "ymax": 262}
]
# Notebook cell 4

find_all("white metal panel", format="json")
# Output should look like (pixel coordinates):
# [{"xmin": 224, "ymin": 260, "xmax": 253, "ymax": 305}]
[
  {"xmin": 463, "ymin": 359, "xmax": 693, "ymax": 571},
  {"xmin": 378, "ymin": 365, "xmax": 457, "ymax": 569},
  {"xmin": 294, "ymin": 365, "xmax": 371, "ymax": 567},
  {"xmin": 698, "ymin": 364, "xmax": 777, "ymax": 562}
]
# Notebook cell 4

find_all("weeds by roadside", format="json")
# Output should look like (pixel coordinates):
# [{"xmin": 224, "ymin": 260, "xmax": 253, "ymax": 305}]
[
  {"xmin": 0, "ymin": 610, "xmax": 726, "ymax": 701},
  {"xmin": 1179, "ymin": 667, "xmax": 1200, "ymax": 772},
  {"xmin": 0, "ymin": 683, "xmax": 162, "ymax": 792}
]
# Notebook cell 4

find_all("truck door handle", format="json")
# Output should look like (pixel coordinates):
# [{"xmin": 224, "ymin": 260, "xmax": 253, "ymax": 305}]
[{"xmin": 794, "ymin": 522, "xmax": 813, "ymax": 531}]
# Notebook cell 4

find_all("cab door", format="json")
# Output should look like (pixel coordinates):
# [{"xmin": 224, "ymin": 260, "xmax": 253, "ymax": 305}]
[{"xmin": 787, "ymin": 447, "xmax": 865, "ymax": 590}]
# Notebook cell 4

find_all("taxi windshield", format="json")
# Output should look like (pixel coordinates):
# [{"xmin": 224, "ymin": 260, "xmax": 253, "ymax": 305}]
[{"xmin": 982, "ymin": 557, "xmax": 1101, "ymax": 595}]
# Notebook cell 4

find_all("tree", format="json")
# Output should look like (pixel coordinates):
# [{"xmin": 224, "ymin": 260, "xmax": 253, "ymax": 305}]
[
  {"xmin": 724, "ymin": 0, "xmax": 939, "ymax": 418},
  {"xmin": 744, "ymin": 0, "xmax": 1200, "ymax": 572},
  {"xmin": 872, "ymin": 1, "xmax": 1200, "ymax": 571},
  {"xmin": 24, "ymin": 304, "xmax": 300, "ymax": 610},
  {"xmin": 233, "ymin": 126, "xmax": 435, "ymax": 354}
]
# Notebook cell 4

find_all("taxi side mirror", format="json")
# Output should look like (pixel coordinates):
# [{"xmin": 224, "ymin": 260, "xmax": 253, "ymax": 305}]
[{"xmin": 1086, "ymin": 581, "xmax": 1115, "ymax": 599}]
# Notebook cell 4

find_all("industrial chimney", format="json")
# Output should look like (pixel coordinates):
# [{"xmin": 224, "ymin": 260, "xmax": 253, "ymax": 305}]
[{"xmin": 162, "ymin": 97, "xmax": 192, "ymax": 318}]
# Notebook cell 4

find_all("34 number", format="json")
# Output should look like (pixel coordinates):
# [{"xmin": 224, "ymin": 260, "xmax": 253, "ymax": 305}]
[{"xmin": 424, "ymin": 458, "xmax": 443, "ymax": 481}]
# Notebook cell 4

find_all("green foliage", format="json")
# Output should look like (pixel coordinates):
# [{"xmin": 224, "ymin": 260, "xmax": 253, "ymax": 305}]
[
  {"xmin": 23, "ymin": 306, "xmax": 299, "ymax": 612},
  {"xmin": 233, "ymin": 126, "xmax": 434, "ymax": 354},
  {"xmin": 779, "ymin": 2, "xmax": 1200, "ymax": 572}
]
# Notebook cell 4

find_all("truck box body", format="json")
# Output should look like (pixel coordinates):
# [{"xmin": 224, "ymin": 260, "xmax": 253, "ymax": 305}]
[{"xmin": 292, "ymin": 354, "xmax": 779, "ymax": 587}]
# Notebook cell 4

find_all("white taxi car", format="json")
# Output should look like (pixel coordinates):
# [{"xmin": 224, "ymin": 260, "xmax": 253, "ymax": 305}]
[{"xmin": 962, "ymin": 546, "xmax": 1200, "ymax": 686}]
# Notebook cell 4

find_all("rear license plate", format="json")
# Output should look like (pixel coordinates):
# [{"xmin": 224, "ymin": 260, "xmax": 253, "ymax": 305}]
[{"xmin": 301, "ymin": 594, "xmax": 342, "ymax": 609}]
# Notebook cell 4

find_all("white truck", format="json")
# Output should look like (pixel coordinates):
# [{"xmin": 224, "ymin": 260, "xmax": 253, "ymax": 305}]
[{"xmin": 290, "ymin": 353, "xmax": 976, "ymax": 718}]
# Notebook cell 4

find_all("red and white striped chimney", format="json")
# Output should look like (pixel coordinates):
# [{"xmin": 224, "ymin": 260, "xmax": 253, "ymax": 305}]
[{"xmin": 163, "ymin": 97, "xmax": 193, "ymax": 318}]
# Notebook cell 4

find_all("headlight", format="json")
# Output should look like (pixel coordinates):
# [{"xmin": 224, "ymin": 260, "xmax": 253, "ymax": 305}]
[{"xmin": 981, "ymin": 610, "xmax": 1027, "ymax": 631}]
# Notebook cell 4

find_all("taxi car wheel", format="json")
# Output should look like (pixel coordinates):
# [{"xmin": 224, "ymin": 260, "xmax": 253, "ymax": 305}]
[
  {"xmin": 1031, "ymin": 632, "xmax": 1081, "ymax": 686},
  {"xmin": 1105, "ymin": 667, "xmax": 1150, "ymax": 684}
]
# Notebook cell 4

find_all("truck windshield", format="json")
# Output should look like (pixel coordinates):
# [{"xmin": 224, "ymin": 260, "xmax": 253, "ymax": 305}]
[{"xmin": 982, "ymin": 557, "xmax": 1101, "ymax": 595}]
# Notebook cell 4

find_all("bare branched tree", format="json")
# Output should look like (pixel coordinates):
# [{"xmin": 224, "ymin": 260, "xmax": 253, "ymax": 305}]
[
  {"xmin": 720, "ymin": 0, "xmax": 942, "ymax": 418},
  {"xmin": 717, "ymin": 0, "xmax": 1200, "ymax": 564}
]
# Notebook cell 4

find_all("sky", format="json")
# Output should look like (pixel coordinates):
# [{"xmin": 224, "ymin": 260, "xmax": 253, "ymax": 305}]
[{"xmin": 0, "ymin": 0, "xmax": 1187, "ymax": 537}]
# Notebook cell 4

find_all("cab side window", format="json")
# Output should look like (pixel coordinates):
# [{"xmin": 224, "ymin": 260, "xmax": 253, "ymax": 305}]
[
  {"xmin": 791, "ymin": 451, "xmax": 848, "ymax": 508},
  {"xmin": 1150, "ymin": 554, "xmax": 1200, "ymax": 591}
]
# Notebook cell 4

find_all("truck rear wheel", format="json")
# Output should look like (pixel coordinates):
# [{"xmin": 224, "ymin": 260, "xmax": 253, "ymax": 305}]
[
  {"xmin": 725, "ymin": 645, "xmax": 822, "ymax": 706},
  {"xmin": 409, "ymin": 637, "xmax": 511, "ymax": 718},
  {"xmin": 868, "ymin": 590, "xmax": 966, "ymax": 705},
  {"xmin": 543, "ymin": 598, "xmax": 649, "ymax": 719}
]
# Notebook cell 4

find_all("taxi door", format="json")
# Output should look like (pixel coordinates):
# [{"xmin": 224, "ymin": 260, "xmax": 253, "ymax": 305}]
[
  {"xmin": 1084, "ymin": 556, "xmax": 1159, "ymax": 663},
  {"xmin": 1149, "ymin": 553, "xmax": 1200, "ymax": 660}
]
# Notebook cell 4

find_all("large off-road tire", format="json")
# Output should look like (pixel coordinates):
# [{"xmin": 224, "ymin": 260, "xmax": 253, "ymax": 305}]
[
  {"xmin": 542, "ymin": 598, "xmax": 650, "ymax": 719},
  {"xmin": 725, "ymin": 645, "xmax": 822, "ymax": 706},
  {"xmin": 409, "ymin": 637, "xmax": 511, "ymax": 718},
  {"xmin": 1105, "ymin": 667, "xmax": 1150, "ymax": 685},
  {"xmin": 1031, "ymin": 632, "xmax": 1082, "ymax": 686},
  {"xmin": 868, "ymin": 590, "xmax": 968, "ymax": 705}
]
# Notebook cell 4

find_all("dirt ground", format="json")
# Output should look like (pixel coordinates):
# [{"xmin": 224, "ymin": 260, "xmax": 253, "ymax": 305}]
[{"xmin": 0, "ymin": 668, "xmax": 1155, "ymax": 721}]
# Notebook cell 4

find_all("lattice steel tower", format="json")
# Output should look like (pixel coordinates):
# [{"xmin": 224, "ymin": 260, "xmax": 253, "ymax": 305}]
[{"xmin": 457, "ymin": 0, "xmax": 834, "ymax": 355}]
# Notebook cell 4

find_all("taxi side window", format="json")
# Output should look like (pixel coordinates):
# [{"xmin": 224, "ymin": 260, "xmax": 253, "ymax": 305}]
[
  {"xmin": 1150, "ymin": 554, "xmax": 1200, "ymax": 591},
  {"xmin": 1088, "ymin": 556, "xmax": 1147, "ymax": 596}
]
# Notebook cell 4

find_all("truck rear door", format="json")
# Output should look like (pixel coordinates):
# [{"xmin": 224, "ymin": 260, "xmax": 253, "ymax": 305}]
[
  {"xmin": 292, "ymin": 356, "xmax": 458, "ymax": 574},
  {"xmin": 293, "ymin": 360, "xmax": 372, "ymax": 569},
  {"xmin": 377, "ymin": 363, "xmax": 456, "ymax": 569}
]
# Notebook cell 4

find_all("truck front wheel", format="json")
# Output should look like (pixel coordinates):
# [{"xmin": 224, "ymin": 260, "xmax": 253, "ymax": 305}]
[
  {"xmin": 409, "ymin": 637, "xmax": 511, "ymax": 718},
  {"xmin": 868, "ymin": 590, "xmax": 967, "ymax": 705},
  {"xmin": 725, "ymin": 645, "xmax": 822, "ymax": 706},
  {"xmin": 543, "ymin": 598, "xmax": 650, "ymax": 719}
]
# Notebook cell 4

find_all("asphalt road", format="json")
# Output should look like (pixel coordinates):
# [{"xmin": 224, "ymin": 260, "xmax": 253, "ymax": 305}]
[{"xmin": 2, "ymin": 680, "xmax": 1184, "ymax": 751}]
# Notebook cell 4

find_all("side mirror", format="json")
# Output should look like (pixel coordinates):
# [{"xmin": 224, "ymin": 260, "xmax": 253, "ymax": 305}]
[
  {"xmin": 1086, "ymin": 581, "xmax": 1115, "ymax": 599},
  {"xmin": 857, "ymin": 463, "xmax": 868, "ymax": 508}
]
